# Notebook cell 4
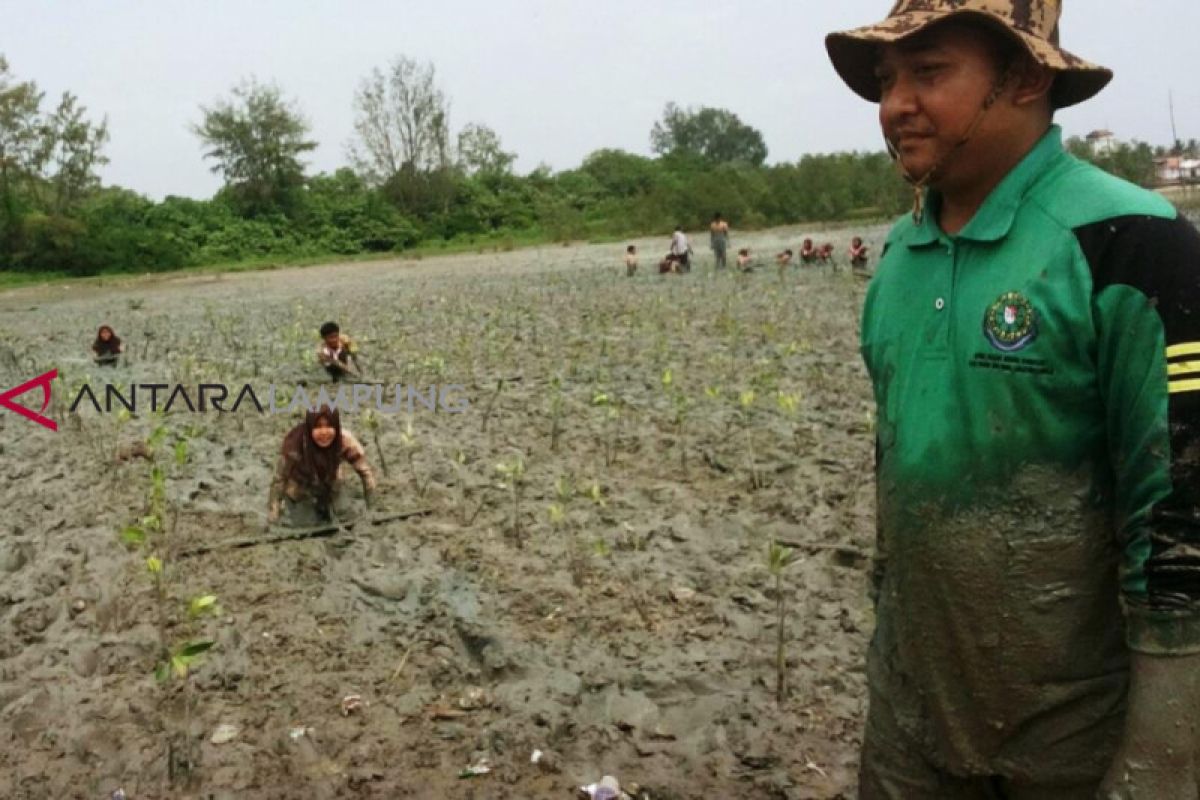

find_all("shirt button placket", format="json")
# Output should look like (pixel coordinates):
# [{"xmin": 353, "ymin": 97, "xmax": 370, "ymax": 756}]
[
  {"xmin": 937, "ymin": 241, "xmax": 954, "ymax": 312},
  {"xmin": 931, "ymin": 240, "xmax": 954, "ymax": 353}
]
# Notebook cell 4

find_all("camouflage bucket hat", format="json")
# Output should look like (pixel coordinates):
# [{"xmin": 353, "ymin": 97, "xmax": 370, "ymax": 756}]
[{"xmin": 825, "ymin": 0, "xmax": 1112, "ymax": 109}]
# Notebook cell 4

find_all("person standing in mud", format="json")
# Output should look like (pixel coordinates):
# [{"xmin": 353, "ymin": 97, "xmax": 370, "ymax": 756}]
[
  {"xmin": 92, "ymin": 325, "xmax": 123, "ymax": 366},
  {"xmin": 826, "ymin": 2, "xmax": 1200, "ymax": 797},
  {"xmin": 624, "ymin": 244, "xmax": 639, "ymax": 277},
  {"xmin": 709, "ymin": 212, "xmax": 730, "ymax": 269},
  {"xmin": 267, "ymin": 405, "xmax": 377, "ymax": 526}
]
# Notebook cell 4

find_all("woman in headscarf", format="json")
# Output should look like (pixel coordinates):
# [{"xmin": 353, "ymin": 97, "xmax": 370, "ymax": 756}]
[
  {"xmin": 266, "ymin": 405, "xmax": 377, "ymax": 526},
  {"xmin": 92, "ymin": 325, "xmax": 124, "ymax": 365}
]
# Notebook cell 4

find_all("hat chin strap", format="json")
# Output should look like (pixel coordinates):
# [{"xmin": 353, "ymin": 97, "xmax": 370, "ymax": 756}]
[{"xmin": 885, "ymin": 69, "xmax": 1014, "ymax": 225}]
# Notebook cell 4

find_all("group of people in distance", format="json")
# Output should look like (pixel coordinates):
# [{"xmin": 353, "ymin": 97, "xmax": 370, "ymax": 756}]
[
  {"xmin": 623, "ymin": 214, "xmax": 872, "ymax": 277},
  {"xmin": 622, "ymin": 224, "xmax": 694, "ymax": 277},
  {"xmin": 754, "ymin": 236, "xmax": 871, "ymax": 273},
  {"xmin": 786, "ymin": 237, "xmax": 871, "ymax": 270},
  {"xmin": 646, "ymin": 225, "xmax": 694, "ymax": 274},
  {"xmin": 86, "ymin": 318, "xmax": 377, "ymax": 529}
]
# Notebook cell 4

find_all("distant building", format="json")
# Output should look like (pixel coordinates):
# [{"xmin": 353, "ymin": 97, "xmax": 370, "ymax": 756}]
[
  {"xmin": 1155, "ymin": 156, "xmax": 1200, "ymax": 185},
  {"xmin": 1157, "ymin": 156, "xmax": 1182, "ymax": 184},
  {"xmin": 1086, "ymin": 129, "xmax": 1117, "ymax": 155}
]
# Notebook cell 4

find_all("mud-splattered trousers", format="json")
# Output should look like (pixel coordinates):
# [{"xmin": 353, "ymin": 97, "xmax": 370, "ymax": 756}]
[
  {"xmin": 858, "ymin": 125, "xmax": 1200, "ymax": 797},
  {"xmin": 710, "ymin": 227, "xmax": 729, "ymax": 269}
]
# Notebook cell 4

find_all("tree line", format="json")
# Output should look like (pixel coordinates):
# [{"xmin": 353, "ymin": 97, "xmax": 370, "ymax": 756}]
[{"xmin": 0, "ymin": 53, "xmax": 1178, "ymax": 277}]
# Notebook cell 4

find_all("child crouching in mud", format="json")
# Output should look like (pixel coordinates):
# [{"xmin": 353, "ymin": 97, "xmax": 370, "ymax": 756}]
[
  {"xmin": 317, "ymin": 321, "xmax": 361, "ymax": 381},
  {"xmin": 775, "ymin": 249, "xmax": 795, "ymax": 273},
  {"xmin": 267, "ymin": 405, "xmax": 377, "ymax": 527},
  {"xmin": 736, "ymin": 248, "xmax": 753, "ymax": 272},
  {"xmin": 92, "ymin": 325, "xmax": 124, "ymax": 366}
]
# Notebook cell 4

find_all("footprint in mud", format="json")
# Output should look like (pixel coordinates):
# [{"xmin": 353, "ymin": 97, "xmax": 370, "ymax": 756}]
[
  {"xmin": 0, "ymin": 541, "xmax": 32, "ymax": 574},
  {"xmin": 350, "ymin": 570, "xmax": 412, "ymax": 602}
]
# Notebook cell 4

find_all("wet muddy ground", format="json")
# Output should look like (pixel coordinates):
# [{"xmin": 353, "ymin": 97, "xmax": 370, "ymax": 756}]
[{"xmin": 0, "ymin": 224, "xmax": 882, "ymax": 799}]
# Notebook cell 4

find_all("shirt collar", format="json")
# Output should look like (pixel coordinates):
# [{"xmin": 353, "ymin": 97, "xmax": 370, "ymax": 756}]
[{"xmin": 906, "ymin": 124, "xmax": 1064, "ymax": 248}]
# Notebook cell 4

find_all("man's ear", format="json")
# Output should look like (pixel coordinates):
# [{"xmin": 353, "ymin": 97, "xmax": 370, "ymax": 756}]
[{"xmin": 1011, "ymin": 57, "xmax": 1055, "ymax": 109}]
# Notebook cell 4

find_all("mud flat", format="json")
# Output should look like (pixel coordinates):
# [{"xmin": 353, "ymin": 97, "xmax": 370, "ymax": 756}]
[{"xmin": 0, "ymin": 225, "xmax": 882, "ymax": 799}]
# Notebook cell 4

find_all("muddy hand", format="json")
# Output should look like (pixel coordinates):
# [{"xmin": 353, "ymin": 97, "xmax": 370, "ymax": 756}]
[{"xmin": 1099, "ymin": 652, "xmax": 1200, "ymax": 800}]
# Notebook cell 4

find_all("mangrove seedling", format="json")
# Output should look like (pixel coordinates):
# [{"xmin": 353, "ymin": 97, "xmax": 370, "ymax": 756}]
[
  {"xmin": 480, "ymin": 377, "xmax": 505, "ymax": 433},
  {"xmin": 160, "ymin": 593, "xmax": 220, "ymax": 786},
  {"xmin": 494, "ymin": 455, "xmax": 527, "ymax": 545},
  {"xmin": 363, "ymin": 409, "xmax": 390, "ymax": 478},
  {"xmin": 737, "ymin": 390, "xmax": 764, "ymax": 490},
  {"xmin": 581, "ymin": 480, "xmax": 605, "ymax": 507},
  {"xmin": 548, "ymin": 375, "xmax": 565, "ymax": 452},
  {"xmin": 766, "ymin": 540, "xmax": 798, "ymax": 706},
  {"xmin": 550, "ymin": 502, "xmax": 586, "ymax": 587},
  {"xmin": 399, "ymin": 417, "xmax": 431, "ymax": 497},
  {"xmin": 554, "ymin": 475, "xmax": 574, "ymax": 505},
  {"xmin": 776, "ymin": 390, "xmax": 803, "ymax": 456},
  {"xmin": 591, "ymin": 392, "xmax": 620, "ymax": 467},
  {"xmin": 672, "ymin": 390, "xmax": 691, "ymax": 473}
]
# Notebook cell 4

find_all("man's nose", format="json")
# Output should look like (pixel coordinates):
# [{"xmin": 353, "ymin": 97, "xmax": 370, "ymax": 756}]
[{"xmin": 880, "ymin": 72, "xmax": 919, "ymax": 126}]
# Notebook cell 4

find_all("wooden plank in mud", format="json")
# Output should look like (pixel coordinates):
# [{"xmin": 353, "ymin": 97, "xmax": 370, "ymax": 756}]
[{"xmin": 178, "ymin": 508, "xmax": 431, "ymax": 558}]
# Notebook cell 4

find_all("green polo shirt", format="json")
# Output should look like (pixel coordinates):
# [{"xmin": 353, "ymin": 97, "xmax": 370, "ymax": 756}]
[{"xmin": 861, "ymin": 125, "xmax": 1200, "ymax": 779}]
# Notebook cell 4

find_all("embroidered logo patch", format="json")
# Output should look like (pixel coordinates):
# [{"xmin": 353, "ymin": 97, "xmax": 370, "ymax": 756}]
[{"xmin": 983, "ymin": 292, "xmax": 1038, "ymax": 352}]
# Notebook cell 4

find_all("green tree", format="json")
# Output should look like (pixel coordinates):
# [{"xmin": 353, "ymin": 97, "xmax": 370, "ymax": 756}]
[
  {"xmin": 192, "ymin": 79, "xmax": 316, "ymax": 217},
  {"xmin": 0, "ymin": 55, "xmax": 44, "ymax": 260},
  {"xmin": 457, "ymin": 123, "xmax": 515, "ymax": 177},
  {"xmin": 349, "ymin": 55, "xmax": 451, "ymax": 184},
  {"xmin": 298, "ymin": 168, "xmax": 419, "ymax": 253},
  {"xmin": 0, "ymin": 55, "xmax": 108, "ymax": 268},
  {"xmin": 42, "ymin": 92, "xmax": 109, "ymax": 215},
  {"xmin": 1065, "ymin": 136, "xmax": 1156, "ymax": 187},
  {"xmin": 580, "ymin": 149, "xmax": 660, "ymax": 198},
  {"xmin": 650, "ymin": 102, "xmax": 768, "ymax": 167}
]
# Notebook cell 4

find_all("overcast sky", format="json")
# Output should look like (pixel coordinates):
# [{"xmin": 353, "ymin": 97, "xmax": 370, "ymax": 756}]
[{"xmin": 6, "ymin": 0, "xmax": 1198, "ymax": 200}]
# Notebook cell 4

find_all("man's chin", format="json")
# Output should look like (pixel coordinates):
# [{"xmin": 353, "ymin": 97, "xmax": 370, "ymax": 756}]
[{"xmin": 896, "ymin": 154, "xmax": 939, "ymax": 183}]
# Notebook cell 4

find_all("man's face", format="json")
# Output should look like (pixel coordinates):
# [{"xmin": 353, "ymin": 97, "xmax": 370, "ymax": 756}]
[
  {"xmin": 876, "ymin": 23, "xmax": 1006, "ymax": 185},
  {"xmin": 323, "ymin": 332, "xmax": 341, "ymax": 350}
]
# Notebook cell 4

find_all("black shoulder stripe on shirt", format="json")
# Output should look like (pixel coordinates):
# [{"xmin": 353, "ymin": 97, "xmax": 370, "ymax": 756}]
[
  {"xmin": 1077, "ymin": 213, "xmax": 1200, "ymax": 610},
  {"xmin": 1081, "ymin": 214, "xmax": 1200, "ymax": 324}
]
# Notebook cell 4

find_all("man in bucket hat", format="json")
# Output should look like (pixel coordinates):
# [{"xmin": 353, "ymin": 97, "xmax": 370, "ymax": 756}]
[{"xmin": 826, "ymin": 2, "xmax": 1200, "ymax": 797}]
